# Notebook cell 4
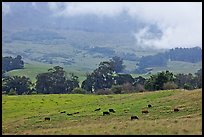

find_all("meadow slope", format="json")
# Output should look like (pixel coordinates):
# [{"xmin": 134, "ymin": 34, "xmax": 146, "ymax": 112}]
[{"xmin": 2, "ymin": 89, "xmax": 202, "ymax": 135}]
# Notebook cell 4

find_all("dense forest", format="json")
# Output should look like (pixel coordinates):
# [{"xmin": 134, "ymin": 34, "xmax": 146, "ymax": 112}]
[
  {"xmin": 2, "ymin": 56, "xmax": 202, "ymax": 95},
  {"xmin": 136, "ymin": 47, "xmax": 202, "ymax": 73},
  {"xmin": 2, "ymin": 55, "xmax": 24, "ymax": 72}
]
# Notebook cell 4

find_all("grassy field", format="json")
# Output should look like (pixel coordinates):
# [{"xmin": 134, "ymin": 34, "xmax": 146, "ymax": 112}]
[
  {"xmin": 2, "ymin": 89, "xmax": 202, "ymax": 135},
  {"xmin": 6, "ymin": 63, "xmax": 87, "ymax": 85}
]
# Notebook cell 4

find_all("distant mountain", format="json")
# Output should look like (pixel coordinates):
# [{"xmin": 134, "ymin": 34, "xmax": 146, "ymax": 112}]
[{"xmin": 3, "ymin": 2, "xmax": 162, "ymax": 34}]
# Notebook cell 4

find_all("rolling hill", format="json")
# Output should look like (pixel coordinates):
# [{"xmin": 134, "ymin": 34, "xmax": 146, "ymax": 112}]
[{"xmin": 2, "ymin": 89, "xmax": 202, "ymax": 135}]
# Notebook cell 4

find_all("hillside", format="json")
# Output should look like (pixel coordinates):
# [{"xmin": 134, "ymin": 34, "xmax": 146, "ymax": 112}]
[
  {"xmin": 2, "ymin": 89, "xmax": 202, "ymax": 135},
  {"xmin": 5, "ymin": 60, "xmax": 202, "ymax": 85}
]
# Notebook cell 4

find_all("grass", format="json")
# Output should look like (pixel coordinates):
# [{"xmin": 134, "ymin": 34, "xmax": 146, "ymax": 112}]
[
  {"xmin": 2, "ymin": 88, "xmax": 202, "ymax": 135},
  {"xmin": 6, "ymin": 63, "xmax": 87, "ymax": 85}
]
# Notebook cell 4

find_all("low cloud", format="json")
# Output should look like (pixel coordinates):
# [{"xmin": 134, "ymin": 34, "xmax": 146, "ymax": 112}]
[
  {"xmin": 47, "ymin": 2, "xmax": 202, "ymax": 49},
  {"xmin": 2, "ymin": 2, "xmax": 11, "ymax": 15}
]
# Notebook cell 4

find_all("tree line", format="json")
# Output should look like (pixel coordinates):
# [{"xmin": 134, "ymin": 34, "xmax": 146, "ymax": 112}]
[
  {"xmin": 136, "ymin": 47, "xmax": 202, "ymax": 74},
  {"xmin": 2, "ymin": 56, "xmax": 202, "ymax": 95},
  {"xmin": 2, "ymin": 55, "xmax": 24, "ymax": 72}
]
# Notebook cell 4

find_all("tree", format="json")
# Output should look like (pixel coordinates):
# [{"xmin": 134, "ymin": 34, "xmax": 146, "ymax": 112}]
[
  {"xmin": 2, "ymin": 55, "xmax": 24, "ymax": 72},
  {"xmin": 2, "ymin": 76, "xmax": 32, "ymax": 95},
  {"xmin": 144, "ymin": 71, "xmax": 175, "ymax": 91},
  {"xmin": 113, "ymin": 74, "xmax": 134, "ymax": 85},
  {"xmin": 194, "ymin": 68, "xmax": 202, "ymax": 88},
  {"xmin": 174, "ymin": 73, "xmax": 195, "ymax": 89},
  {"xmin": 110, "ymin": 56, "xmax": 125, "ymax": 73},
  {"xmin": 81, "ymin": 61, "xmax": 115, "ymax": 93},
  {"xmin": 35, "ymin": 66, "xmax": 79, "ymax": 94}
]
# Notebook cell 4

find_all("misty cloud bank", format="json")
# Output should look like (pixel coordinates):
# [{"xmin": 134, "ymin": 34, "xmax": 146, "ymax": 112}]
[{"xmin": 3, "ymin": 2, "xmax": 202, "ymax": 49}]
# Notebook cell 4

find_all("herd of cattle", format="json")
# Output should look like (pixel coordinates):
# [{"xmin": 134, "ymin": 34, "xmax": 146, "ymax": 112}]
[{"xmin": 44, "ymin": 104, "xmax": 180, "ymax": 121}]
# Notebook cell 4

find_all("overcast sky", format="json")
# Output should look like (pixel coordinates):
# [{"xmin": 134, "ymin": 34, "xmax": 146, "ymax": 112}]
[{"xmin": 3, "ymin": 2, "xmax": 202, "ymax": 49}]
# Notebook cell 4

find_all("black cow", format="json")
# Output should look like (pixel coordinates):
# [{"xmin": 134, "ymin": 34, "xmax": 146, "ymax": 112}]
[
  {"xmin": 95, "ymin": 108, "xmax": 101, "ymax": 111},
  {"xmin": 148, "ymin": 104, "xmax": 152, "ymax": 108},
  {"xmin": 67, "ymin": 113, "xmax": 73, "ymax": 116},
  {"xmin": 60, "ymin": 111, "xmax": 66, "ymax": 113},
  {"xmin": 73, "ymin": 112, "xmax": 79, "ymax": 114},
  {"xmin": 103, "ymin": 111, "xmax": 110, "ymax": 115},
  {"xmin": 44, "ymin": 117, "xmax": 50, "ymax": 121},
  {"xmin": 109, "ymin": 109, "xmax": 115, "ymax": 113},
  {"xmin": 131, "ymin": 116, "xmax": 139, "ymax": 120},
  {"xmin": 174, "ymin": 108, "xmax": 179, "ymax": 112},
  {"xmin": 142, "ymin": 110, "xmax": 149, "ymax": 114}
]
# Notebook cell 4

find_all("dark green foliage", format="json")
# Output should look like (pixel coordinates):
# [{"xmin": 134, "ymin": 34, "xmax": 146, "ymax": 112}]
[
  {"xmin": 82, "ymin": 61, "xmax": 114, "ymax": 93},
  {"xmin": 133, "ymin": 76, "xmax": 146, "ymax": 86},
  {"xmin": 174, "ymin": 69, "xmax": 202, "ymax": 90},
  {"xmin": 8, "ymin": 88, "xmax": 16, "ymax": 95},
  {"xmin": 168, "ymin": 47, "xmax": 202, "ymax": 63},
  {"xmin": 2, "ymin": 76, "xmax": 32, "ymax": 95},
  {"xmin": 144, "ymin": 71, "xmax": 175, "ymax": 91},
  {"xmin": 113, "ymin": 74, "xmax": 134, "ymax": 85},
  {"xmin": 110, "ymin": 56, "xmax": 125, "ymax": 73},
  {"xmin": 135, "ymin": 47, "xmax": 202, "ymax": 74},
  {"xmin": 35, "ymin": 66, "xmax": 79, "ymax": 94},
  {"xmin": 136, "ymin": 53, "xmax": 168, "ymax": 71},
  {"xmin": 72, "ymin": 87, "xmax": 87, "ymax": 94},
  {"xmin": 194, "ymin": 68, "xmax": 202, "ymax": 88},
  {"xmin": 2, "ymin": 55, "xmax": 24, "ymax": 72},
  {"xmin": 183, "ymin": 83, "xmax": 194, "ymax": 90},
  {"xmin": 174, "ymin": 73, "xmax": 194, "ymax": 89},
  {"xmin": 81, "ymin": 73, "xmax": 94, "ymax": 93}
]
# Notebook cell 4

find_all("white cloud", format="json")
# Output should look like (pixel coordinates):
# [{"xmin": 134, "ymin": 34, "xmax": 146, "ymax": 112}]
[
  {"xmin": 47, "ymin": 2, "xmax": 202, "ymax": 49},
  {"xmin": 129, "ymin": 2, "xmax": 202, "ymax": 49},
  {"xmin": 2, "ymin": 2, "xmax": 11, "ymax": 15}
]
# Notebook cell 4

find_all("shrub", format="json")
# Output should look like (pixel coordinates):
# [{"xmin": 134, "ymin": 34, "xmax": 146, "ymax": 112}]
[
  {"xmin": 163, "ymin": 82, "xmax": 178, "ymax": 90},
  {"xmin": 135, "ymin": 84, "xmax": 145, "ymax": 92},
  {"xmin": 72, "ymin": 87, "xmax": 87, "ymax": 94},
  {"xmin": 183, "ymin": 83, "xmax": 194, "ymax": 90},
  {"xmin": 121, "ymin": 82, "xmax": 134, "ymax": 93},
  {"xmin": 8, "ymin": 88, "xmax": 16, "ymax": 95},
  {"xmin": 95, "ymin": 88, "xmax": 113, "ymax": 95},
  {"xmin": 111, "ymin": 85, "xmax": 122, "ymax": 94},
  {"xmin": 31, "ymin": 91, "xmax": 38, "ymax": 95}
]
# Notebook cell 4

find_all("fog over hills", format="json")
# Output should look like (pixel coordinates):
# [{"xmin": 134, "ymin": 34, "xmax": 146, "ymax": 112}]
[
  {"xmin": 2, "ymin": 2, "xmax": 202, "ymax": 73},
  {"xmin": 3, "ymin": 2, "xmax": 201, "ymax": 48}
]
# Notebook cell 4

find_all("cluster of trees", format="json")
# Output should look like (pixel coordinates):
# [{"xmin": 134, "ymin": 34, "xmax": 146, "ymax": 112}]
[
  {"xmin": 35, "ymin": 66, "xmax": 79, "ymax": 94},
  {"xmin": 168, "ymin": 47, "xmax": 202, "ymax": 63},
  {"xmin": 136, "ymin": 47, "xmax": 202, "ymax": 74},
  {"xmin": 2, "ymin": 56, "xmax": 202, "ymax": 95},
  {"xmin": 2, "ymin": 55, "xmax": 24, "ymax": 72}
]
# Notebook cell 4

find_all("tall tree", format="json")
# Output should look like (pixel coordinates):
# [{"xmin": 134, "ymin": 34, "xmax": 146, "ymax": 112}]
[
  {"xmin": 110, "ymin": 56, "xmax": 125, "ymax": 73},
  {"xmin": 35, "ymin": 66, "xmax": 79, "ymax": 94},
  {"xmin": 2, "ymin": 76, "xmax": 32, "ymax": 95}
]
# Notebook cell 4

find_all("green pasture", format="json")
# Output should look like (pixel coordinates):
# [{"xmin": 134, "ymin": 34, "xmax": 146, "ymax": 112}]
[{"xmin": 2, "ymin": 89, "xmax": 202, "ymax": 135}]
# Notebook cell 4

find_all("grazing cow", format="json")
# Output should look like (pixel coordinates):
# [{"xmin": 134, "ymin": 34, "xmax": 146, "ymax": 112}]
[
  {"xmin": 142, "ymin": 110, "xmax": 149, "ymax": 114},
  {"xmin": 60, "ymin": 111, "xmax": 66, "ymax": 113},
  {"xmin": 67, "ymin": 113, "xmax": 73, "ymax": 116},
  {"xmin": 95, "ymin": 108, "xmax": 101, "ymax": 111},
  {"xmin": 109, "ymin": 109, "xmax": 115, "ymax": 113},
  {"xmin": 131, "ymin": 116, "xmax": 139, "ymax": 120},
  {"xmin": 148, "ymin": 104, "xmax": 152, "ymax": 108},
  {"xmin": 73, "ymin": 112, "xmax": 79, "ymax": 114},
  {"xmin": 44, "ymin": 117, "xmax": 50, "ymax": 121},
  {"xmin": 174, "ymin": 108, "xmax": 179, "ymax": 112},
  {"xmin": 103, "ymin": 111, "xmax": 110, "ymax": 115}
]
